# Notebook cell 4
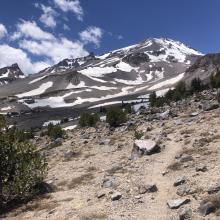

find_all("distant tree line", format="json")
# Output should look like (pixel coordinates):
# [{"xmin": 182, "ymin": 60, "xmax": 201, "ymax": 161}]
[{"xmin": 149, "ymin": 69, "xmax": 220, "ymax": 107}]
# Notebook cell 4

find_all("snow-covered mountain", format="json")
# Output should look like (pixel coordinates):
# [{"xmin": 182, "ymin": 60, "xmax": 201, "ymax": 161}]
[
  {"xmin": 0, "ymin": 63, "xmax": 25, "ymax": 85},
  {"xmin": 0, "ymin": 38, "xmax": 204, "ymax": 127}
]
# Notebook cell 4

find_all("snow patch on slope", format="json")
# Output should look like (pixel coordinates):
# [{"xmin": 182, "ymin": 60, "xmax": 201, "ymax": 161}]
[
  {"xmin": 29, "ymin": 76, "xmax": 47, "ymax": 84},
  {"xmin": 148, "ymin": 73, "xmax": 185, "ymax": 90},
  {"xmin": 17, "ymin": 82, "xmax": 53, "ymax": 98}
]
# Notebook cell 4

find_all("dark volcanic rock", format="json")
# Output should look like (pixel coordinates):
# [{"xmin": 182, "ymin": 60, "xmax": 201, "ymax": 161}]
[{"xmin": 122, "ymin": 52, "xmax": 150, "ymax": 65}]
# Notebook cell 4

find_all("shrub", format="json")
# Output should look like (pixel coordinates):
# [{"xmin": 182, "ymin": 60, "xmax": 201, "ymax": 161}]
[
  {"xmin": 106, "ymin": 107, "xmax": 127, "ymax": 127},
  {"xmin": 149, "ymin": 91, "xmax": 157, "ymax": 107},
  {"xmin": 47, "ymin": 124, "xmax": 64, "ymax": 140},
  {"xmin": 0, "ymin": 116, "xmax": 47, "ymax": 212},
  {"xmin": 134, "ymin": 130, "xmax": 144, "ymax": 139},
  {"xmin": 124, "ymin": 104, "xmax": 132, "ymax": 114},
  {"xmin": 78, "ymin": 112, "xmax": 100, "ymax": 127},
  {"xmin": 6, "ymin": 127, "xmax": 34, "ymax": 143},
  {"xmin": 0, "ymin": 115, "xmax": 6, "ymax": 130},
  {"xmin": 190, "ymin": 78, "xmax": 203, "ymax": 92}
]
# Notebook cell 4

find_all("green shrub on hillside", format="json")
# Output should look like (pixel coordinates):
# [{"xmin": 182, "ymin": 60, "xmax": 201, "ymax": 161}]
[
  {"xmin": 106, "ymin": 107, "xmax": 127, "ymax": 127},
  {"xmin": 47, "ymin": 124, "xmax": 64, "ymax": 139},
  {"xmin": 78, "ymin": 112, "xmax": 100, "ymax": 127},
  {"xmin": 190, "ymin": 78, "xmax": 203, "ymax": 92},
  {"xmin": 0, "ymin": 116, "xmax": 47, "ymax": 212}
]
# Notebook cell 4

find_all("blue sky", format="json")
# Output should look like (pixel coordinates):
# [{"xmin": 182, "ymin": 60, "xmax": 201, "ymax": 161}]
[{"xmin": 0, "ymin": 0, "xmax": 219, "ymax": 74}]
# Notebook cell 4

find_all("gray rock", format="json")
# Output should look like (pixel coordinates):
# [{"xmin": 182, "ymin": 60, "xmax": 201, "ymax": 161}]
[
  {"xmin": 167, "ymin": 198, "xmax": 190, "ymax": 209},
  {"xmin": 196, "ymin": 164, "xmax": 207, "ymax": 172},
  {"xmin": 99, "ymin": 139, "xmax": 111, "ymax": 145},
  {"xmin": 102, "ymin": 178, "xmax": 114, "ymax": 188},
  {"xmin": 190, "ymin": 112, "xmax": 199, "ymax": 117},
  {"xmin": 208, "ymin": 183, "xmax": 220, "ymax": 194},
  {"xmin": 179, "ymin": 154, "xmax": 193, "ymax": 163},
  {"xmin": 202, "ymin": 101, "xmax": 219, "ymax": 111},
  {"xmin": 179, "ymin": 208, "xmax": 192, "ymax": 220},
  {"xmin": 80, "ymin": 134, "xmax": 90, "ymax": 139},
  {"xmin": 176, "ymin": 185, "xmax": 194, "ymax": 197},
  {"xmin": 199, "ymin": 201, "xmax": 215, "ymax": 216},
  {"xmin": 64, "ymin": 150, "xmax": 75, "ymax": 160},
  {"xmin": 138, "ymin": 183, "xmax": 158, "ymax": 194},
  {"xmin": 174, "ymin": 176, "xmax": 187, "ymax": 187},
  {"xmin": 111, "ymin": 192, "xmax": 122, "ymax": 201},
  {"xmin": 132, "ymin": 139, "xmax": 160, "ymax": 157}
]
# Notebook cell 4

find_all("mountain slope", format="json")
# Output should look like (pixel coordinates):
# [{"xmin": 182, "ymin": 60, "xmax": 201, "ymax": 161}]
[
  {"xmin": 0, "ymin": 38, "xmax": 203, "ymax": 127},
  {"xmin": 184, "ymin": 53, "xmax": 220, "ymax": 84},
  {"xmin": 0, "ymin": 63, "xmax": 25, "ymax": 85}
]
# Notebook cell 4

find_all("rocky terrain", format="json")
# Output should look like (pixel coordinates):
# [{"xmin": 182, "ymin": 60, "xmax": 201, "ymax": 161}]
[
  {"xmin": 0, "ymin": 63, "xmax": 25, "ymax": 85},
  {"xmin": 3, "ymin": 89, "xmax": 220, "ymax": 220}
]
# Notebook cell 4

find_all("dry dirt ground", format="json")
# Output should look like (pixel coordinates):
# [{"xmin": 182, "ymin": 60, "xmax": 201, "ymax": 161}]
[{"xmin": 3, "ymin": 108, "xmax": 220, "ymax": 220}]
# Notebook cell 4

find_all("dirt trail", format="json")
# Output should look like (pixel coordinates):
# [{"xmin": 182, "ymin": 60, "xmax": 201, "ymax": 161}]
[{"xmin": 137, "ymin": 134, "xmax": 182, "ymax": 220}]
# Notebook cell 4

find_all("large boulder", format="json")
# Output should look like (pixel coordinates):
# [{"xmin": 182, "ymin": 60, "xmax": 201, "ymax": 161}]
[{"xmin": 132, "ymin": 139, "xmax": 160, "ymax": 157}]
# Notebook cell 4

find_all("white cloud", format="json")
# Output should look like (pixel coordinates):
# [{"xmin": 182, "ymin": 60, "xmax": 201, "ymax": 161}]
[
  {"xmin": 12, "ymin": 20, "xmax": 55, "ymax": 41},
  {"xmin": 79, "ymin": 26, "xmax": 103, "ymax": 47},
  {"xmin": 35, "ymin": 3, "xmax": 58, "ymax": 28},
  {"xmin": 0, "ymin": 44, "xmax": 50, "ymax": 74},
  {"xmin": 54, "ymin": 0, "xmax": 83, "ymax": 21},
  {"xmin": 0, "ymin": 24, "xmax": 7, "ymax": 39},
  {"xmin": 19, "ymin": 37, "xmax": 88, "ymax": 63}
]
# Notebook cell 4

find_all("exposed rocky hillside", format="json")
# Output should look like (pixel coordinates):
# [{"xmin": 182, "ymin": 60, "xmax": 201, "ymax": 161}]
[
  {"xmin": 3, "ymin": 89, "xmax": 220, "ymax": 220},
  {"xmin": 184, "ymin": 53, "xmax": 220, "ymax": 85},
  {"xmin": 0, "ymin": 63, "xmax": 25, "ymax": 85},
  {"xmin": 0, "ymin": 38, "xmax": 203, "ymax": 128}
]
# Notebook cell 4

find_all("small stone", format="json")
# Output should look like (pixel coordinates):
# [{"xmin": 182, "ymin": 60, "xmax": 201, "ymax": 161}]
[
  {"xmin": 167, "ymin": 198, "xmax": 190, "ymax": 209},
  {"xmin": 199, "ymin": 201, "xmax": 215, "ymax": 216},
  {"xmin": 111, "ymin": 192, "xmax": 122, "ymax": 201},
  {"xmin": 196, "ymin": 164, "xmax": 207, "ymax": 172},
  {"xmin": 174, "ymin": 176, "xmax": 187, "ymax": 187},
  {"xmin": 97, "ymin": 191, "xmax": 106, "ymax": 199},
  {"xmin": 208, "ymin": 183, "xmax": 220, "ymax": 194},
  {"xmin": 176, "ymin": 185, "xmax": 193, "ymax": 197},
  {"xmin": 64, "ymin": 150, "xmax": 77, "ymax": 160},
  {"xmin": 102, "ymin": 178, "xmax": 114, "ymax": 188},
  {"xmin": 100, "ymin": 139, "xmax": 111, "ymax": 145},
  {"xmin": 190, "ymin": 112, "xmax": 199, "ymax": 117},
  {"xmin": 179, "ymin": 208, "xmax": 192, "ymax": 220},
  {"xmin": 179, "ymin": 154, "xmax": 193, "ymax": 163},
  {"xmin": 138, "ymin": 183, "xmax": 158, "ymax": 194}
]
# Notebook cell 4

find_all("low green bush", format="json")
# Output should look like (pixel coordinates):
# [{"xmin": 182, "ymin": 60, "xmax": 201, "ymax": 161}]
[
  {"xmin": 106, "ymin": 107, "xmax": 127, "ymax": 127},
  {"xmin": 78, "ymin": 112, "xmax": 100, "ymax": 127},
  {"xmin": 134, "ymin": 130, "xmax": 144, "ymax": 139},
  {"xmin": 47, "ymin": 124, "xmax": 64, "ymax": 140},
  {"xmin": 0, "ymin": 116, "xmax": 47, "ymax": 212}
]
